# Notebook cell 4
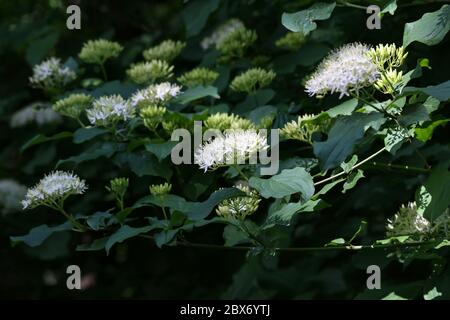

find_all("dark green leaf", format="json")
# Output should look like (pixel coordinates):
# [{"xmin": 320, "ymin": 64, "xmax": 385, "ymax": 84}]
[
  {"xmin": 176, "ymin": 85, "xmax": 219, "ymax": 104},
  {"xmin": 282, "ymin": 2, "xmax": 336, "ymax": 35},
  {"xmin": 186, "ymin": 188, "xmax": 246, "ymax": 220},
  {"xmin": 182, "ymin": 0, "xmax": 220, "ymax": 37},
  {"xmin": 342, "ymin": 169, "xmax": 365, "ymax": 193},
  {"xmin": 105, "ymin": 225, "xmax": 154, "ymax": 254},
  {"xmin": 403, "ymin": 5, "xmax": 450, "ymax": 47},
  {"xmin": 57, "ymin": 142, "xmax": 121, "ymax": 167},
  {"xmin": 422, "ymin": 166, "xmax": 450, "ymax": 221},
  {"xmin": 113, "ymin": 151, "xmax": 172, "ymax": 179},
  {"xmin": 10, "ymin": 222, "xmax": 72, "ymax": 247},
  {"xmin": 249, "ymin": 167, "xmax": 314, "ymax": 199},
  {"xmin": 21, "ymin": 132, "xmax": 72, "ymax": 153},
  {"xmin": 145, "ymin": 141, "xmax": 178, "ymax": 161},
  {"xmin": 313, "ymin": 113, "xmax": 385, "ymax": 170},
  {"xmin": 73, "ymin": 127, "xmax": 108, "ymax": 144},
  {"xmin": 404, "ymin": 80, "xmax": 450, "ymax": 102}
]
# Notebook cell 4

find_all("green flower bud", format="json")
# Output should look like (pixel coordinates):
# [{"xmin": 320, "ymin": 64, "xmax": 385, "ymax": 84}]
[
  {"xmin": 177, "ymin": 68, "xmax": 219, "ymax": 88},
  {"xmin": 275, "ymin": 32, "xmax": 306, "ymax": 51},
  {"xmin": 126, "ymin": 60, "xmax": 173, "ymax": 85},
  {"xmin": 149, "ymin": 182, "xmax": 172, "ymax": 196},
  {"xmin": 217, "ymin": 27, "xmax": 257, "ymax": 59},
  {"xmin": 216, "ymin": 184, "xmax": 260, "ymax": 220},
  {"xmin": 374, "ymin": 69, "xmax": 404, "ymax": 95},
  {"xmin": 79, "ymin": 39, "xmax": 123, "ymax": 65},
  {"xmin": 367, "ymin": 43, "xmax": 408, "ymax": 71},
  {"xmin": 141, "ymin": 105, "xmax": 167, "ymax": 131},
  {"xmin": 204, "ymin": 113, "xmax": 256, "ymax": 131},
  {"xmin": 53, "ymin": 93, "xmax": 93, "ymax": 120},
  {"xmin": 143, "ymin": 39, "xmax": 185, "ymax": 62},
  {"xmin": 106, "ymin": 177, "xmax": 129, "ymax": 199},
  {"xmin": 230, "ymin": 68, "xmax": 276, "ymax": 94},
  {"xmin": 258, "ymin": 115, "xmax": 275, "ymax": 129},
  {"xmin": 280, "ymin": 113, "xmax": 330, "ymax": 144}
]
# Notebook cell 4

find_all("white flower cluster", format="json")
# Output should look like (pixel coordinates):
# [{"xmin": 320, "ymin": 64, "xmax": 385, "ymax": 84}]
[
  {"xmin": 130, "ymin": 82, "xmax": 181, "ymax": 107},
  {"xmin": 86, "ymin": 95, "xmax": 134, "ymax": 126},
  {"xmin": 386, "ymin": 202, "xmax": 431, "ymax": 238},
  {"xmin": 194, "ymin": 130, "xmax": 268, "ymax": 172},
  {"xmin": 305, "ymin": 43, "xmax": 379, "ymax": 98},
  {"xmin": 29, "ymin": 57, "xmax": 76, "ymax": 89},
  {"xmin": 22, "ymin": 171, "xmax": 87, "ymax": 210},
  {"xmin": 0, "ymin": 179, "xmax": 27, "ymax": 215},
  {"xmin": 10, "ymin": 102, "xmax": 62, "ymax": 128},
  {"xmin": 201, "ymin": 19, "xmax": 244, "ymax": 50}
]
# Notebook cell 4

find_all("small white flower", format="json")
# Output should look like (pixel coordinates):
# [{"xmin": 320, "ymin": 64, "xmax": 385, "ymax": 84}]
[
  {"xmin": 0, "ymin": 179, "xmax": 27, "ymax": 214},
  {"xmin": 201, "ymin": 19, "xmax": 244, "ymax": 50},
  {"xmin": 86, "ymin": 95, "xmax": 134, "ymax": 126},
  {"xmin": 10, "ymin": 102, "xmax": 62, "ymax": 128},
  {"xmin": 130, "ymin": 82, "xmax": 181, "ymax": 107},
  {"xmin": 22, "ymin": 171, "xmax": 87, "ymax": 210},
  {"xmin": 305, "ymin": 43, "xmax": 379, "ymax": 98},
  {"xmin": 194, "ymin": 130, "xmax": 268, "ymax": 172},
  {"xmin": 29, "ymin": 57, "xmax": 76, "ymax": 89}
]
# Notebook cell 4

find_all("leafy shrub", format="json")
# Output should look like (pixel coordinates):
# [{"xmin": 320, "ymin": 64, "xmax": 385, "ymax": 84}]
[{"xmin": 1, "ymin": 0, "xmax": 450, "ymax": 299}]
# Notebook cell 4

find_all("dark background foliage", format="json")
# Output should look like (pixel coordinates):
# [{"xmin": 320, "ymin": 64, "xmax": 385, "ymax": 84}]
[{"xmin": 1, "ymin": 0, "xmax": 449, "ymax": 299}]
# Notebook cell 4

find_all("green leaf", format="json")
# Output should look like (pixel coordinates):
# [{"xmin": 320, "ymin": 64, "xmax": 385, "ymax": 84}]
[
  {"xmin": 384, "ymin": 125, "xmax": 414, "ymax": 154},
  {"xmin": 265, "ymin": 199, "xmax": 323, "ymax": 226},
  {"xmin": 404, "ymin": 80, "xmax": 450, "ymax": 102},
  {"xmin": 249, "ymin": 167, "xmax": 314, "ymax": 199},
  {"xmin": 435, "ymin": 240, "xmax": 450, "ymax": 249},
  {"xmin": 145, "ymin": 141, "xmax": 178, "ymax": 161},
  {"xmin": 381, "ymin": 0, "xmax": 397, "ymax": 15},
  {"xmin": 176, "ymin": 85, "xmax": 219, "ymax": 104},
  {"xmin": 375, "ymin": 235, "xmax": 410, "ymax": 245},
  {"xmin": 86, "ymin": 212, "xmax": 115, "ymax": 231},
  {"xmin": 182, "ymin": 0, "xmax": 220, "ymax": 37},
  {"xmin": 340, "ymin": 155, "xmax": 358, "ymax": 173},
  {"xmin": 382, "ymin": 292, "xmax": 408, "ymax": 300},
  {"xmin": 235, "ymin": 89, "xmax": 275, "ymax": 114},
  {"xmin": 282, "ymin": 2, "xmax": 336, "ymax": 35},
  {"xmin": 91, "ymin": 80, "xmax": 138, "ymax": 99},
  {"xmin": 21, "ymin": 131, "xmax": 72, "ymax": 153},
  {"xmin": 424, "ymin": 287, "xmax": 443, "ymax": 300},
  {"xmin": 422, "ymin": 166, "xmax": 450, "ymax": 221},
  {"xmin": 154, "ymin": 229, "xmax": 178, "ymax": 248},
  {"xmin": 403, "ymin": 5, "xmax": 450, "ymax": 47},
  {"xmin": 342, "ymin": 169, "xmax": 364, "ymax": 194},
  {"xmin": 105, "ymin": 225, "xmax": 153, "ymax": 254},
  {"xmin": 326, "ymin": 98, "xmax": 358, "ymax": 118},
  {"xmin": 313, "ymin": 178, "xmax": 346, "ymax": 198},
  {"xmin": 273, "ymin": 43, "xmax": 330, "ymax": 73},
  {"xmin": 134, "ymin": 194, "xmax": 194, "ymax": 213},
  {"xmin": 73, "ymin": 127, "xmax": 108, "ymax": 144},
  {"xmin": 113, "ymin": 151, "xmax": 172, "ymax": 179},
  {"xmin": 314, "ymin": 113, "xmax": 385, "ymax": 170},
  {"xmin": 57, "ymin": 142, "xmax": 121, "ymax": 167},
  {"xmin": 186, "ymin": 188, "xmax": 246, "ymax": 220},
  {"xmin": 10, "ymin": 222, "xmax": 72, "ymax": 247},
  {"xmin": 326, "ymin": 238, "xmax": 346, "ymax": 247},
  {"xmin": 415, "ymin": 119, "xmax": 450, "ymax": 142},
  {"xmin": 223, "ymin": 224, "xmax": 250, "ymax": 247},
  {"xmin": 26, "ymin": 30, "xmax": 60, "ymax": 65},
  {"xmin": 76, "ymin": 237, "xmax": 109, "ymax": 252}
]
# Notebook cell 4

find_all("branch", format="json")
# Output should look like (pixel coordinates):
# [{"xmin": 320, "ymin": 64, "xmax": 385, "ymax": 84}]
[
  {"xmin": 140, "ymin": 235, "xmax": 438, "ymax": 253},
  {"xmin": 314, "ymin": 147, "xmax": 386, "ymax": 186}
]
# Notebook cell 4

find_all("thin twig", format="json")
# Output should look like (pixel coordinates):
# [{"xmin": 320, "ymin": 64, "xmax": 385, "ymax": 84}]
[
  {"xmin": 363, "ymin": 161, "xmax": 430, "ymax": 173},
  {"xmin": 140, "ymin": 235, "xmax": 437, "ymax": 253},
  {"xmin": 314, "ymin": 147, "xmax": 386, "ymax": 186}
]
